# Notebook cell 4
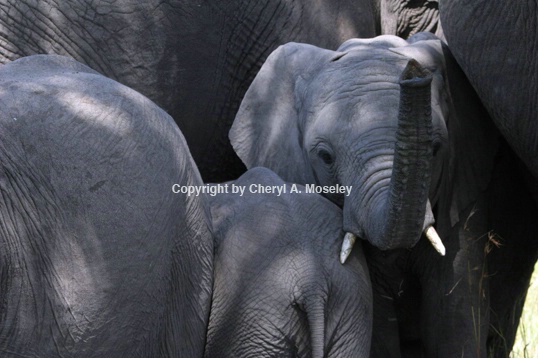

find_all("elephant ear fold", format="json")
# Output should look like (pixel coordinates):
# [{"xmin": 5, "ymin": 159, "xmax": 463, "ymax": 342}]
[{"xmin": 230, "ymin": 42, "xmax": 338, "ymax": 184}]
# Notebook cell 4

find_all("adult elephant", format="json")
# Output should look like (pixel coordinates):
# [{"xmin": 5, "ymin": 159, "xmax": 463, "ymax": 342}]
[
  {"xmin": 440, "ymin": 2, "xmax": 538, "ymax": 179},
  {"xmin": 230, "ymin": 33, "xmax": 538, "ymax": 356},
  {"xmin": 0, "ymin": 55, "xmax": 213, "ymax": 357},
  {"xmin": 440, "ymin": 3, "xmax": 538, "ymax": 355},
  {"xmin": 0, "ymin": 0, "xmax": 441, "ymax": 182},
  {"xmin": 205, "ymin": 167, "xmax": 372, "ymax": 358}
]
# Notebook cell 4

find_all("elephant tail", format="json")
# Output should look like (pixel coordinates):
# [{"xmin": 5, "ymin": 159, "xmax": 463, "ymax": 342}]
[{"xmin": 305, "ymin": 294, "xmax": 326, "ymax": 358}]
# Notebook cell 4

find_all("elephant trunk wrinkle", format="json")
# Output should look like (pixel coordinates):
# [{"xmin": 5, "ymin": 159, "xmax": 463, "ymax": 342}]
[{"xmin": 368, "ymin": 59, "xmax": 434, "ymax": 250}]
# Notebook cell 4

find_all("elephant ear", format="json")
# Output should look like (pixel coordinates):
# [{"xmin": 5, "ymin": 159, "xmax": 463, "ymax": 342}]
[
  {"xmin": 390, "ymin": 34, "xmax": 499, "ymax": 229},
  {"xmin": 230, "ymin": 42, "xmax": 339, "ymax": 184}
]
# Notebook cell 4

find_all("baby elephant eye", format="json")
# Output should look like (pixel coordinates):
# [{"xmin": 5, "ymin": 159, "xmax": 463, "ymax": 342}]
[{"xmin": 318, "ymin": 149, "xmax": 334, "ymax": 165}]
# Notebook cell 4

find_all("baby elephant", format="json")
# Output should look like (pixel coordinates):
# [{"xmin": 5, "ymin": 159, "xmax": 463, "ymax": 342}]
[{"xmin": 205, "ymin": 167, "xmax": 372, "ymax": 358}]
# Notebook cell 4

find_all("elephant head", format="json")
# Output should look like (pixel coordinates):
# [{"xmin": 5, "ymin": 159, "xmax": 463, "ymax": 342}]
[{"xmin": 230, "ymin": 34, "xmax": 484, "ymax": 256}]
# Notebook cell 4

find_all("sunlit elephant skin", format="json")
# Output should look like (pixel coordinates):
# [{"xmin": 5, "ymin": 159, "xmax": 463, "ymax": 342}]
[
  {"xmin": 0, "ymin": 55, "xmax": 213, "ymax": 357},
  {"xmin": 229, "ymin": 33, "xmax": 536, "ymax": 356},
  {"xmin": 0, "ymin": 0, "xmax": 441, "ymax": 182},
  {"xmin": 205, "ymin": 167, "xmax": 372, "ymax": 358}
]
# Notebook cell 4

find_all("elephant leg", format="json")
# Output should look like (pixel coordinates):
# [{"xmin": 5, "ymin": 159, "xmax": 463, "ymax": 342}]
[
  {"xmin": 486, "ymin": 142, "xmax": 538, "ymax": 356},
  {"xmin": 366, "ymin": 245, "xmax": 410, "ymax": 358},
  {"xmin": 370, "ymin": 290, "xmax": 402, "ymax": 358},
  {"xmin": 417, "ymin": 200, "xmax": 490, "ymax": 358}
]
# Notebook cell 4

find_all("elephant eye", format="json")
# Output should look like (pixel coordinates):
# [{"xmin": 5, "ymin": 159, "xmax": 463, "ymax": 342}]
[{"xmin": 318, "ymin": 149, "xmax": 334, "ymax": 165}]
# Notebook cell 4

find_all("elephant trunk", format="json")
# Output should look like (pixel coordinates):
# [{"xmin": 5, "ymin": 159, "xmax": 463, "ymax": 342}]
[{"xmin": 354, "ymin": 60, "xmax": 434, "ymax": 251}]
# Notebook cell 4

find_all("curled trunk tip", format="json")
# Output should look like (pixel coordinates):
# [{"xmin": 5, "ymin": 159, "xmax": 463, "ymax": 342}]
[{"xmin": 399, "ymin": 59, "xmax": 433, "ymax": 88}]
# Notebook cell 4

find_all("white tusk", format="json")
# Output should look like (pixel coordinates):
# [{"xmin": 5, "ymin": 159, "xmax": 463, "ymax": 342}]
[
  {"xmin": 340, "ymin": 232, "xmax": 357, "ymax": 264},
  {"xmin": 425, "ymin": 226, "xmax": 446, "ymax": 256}
]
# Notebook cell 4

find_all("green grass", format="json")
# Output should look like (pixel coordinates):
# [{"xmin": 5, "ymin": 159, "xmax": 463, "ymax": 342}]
[{"xmin": 510, "ymin": 261, "xmax": 538, "ymax": 357}]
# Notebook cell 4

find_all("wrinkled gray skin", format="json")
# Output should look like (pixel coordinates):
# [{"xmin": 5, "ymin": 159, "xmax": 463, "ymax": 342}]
[
  {"xmin": 205, "ymin": 167, "xmax": 372, "ymax": 358},
  {"xmin": 441, "ymin": 1, "xmax": 538, "ymax": 179},
  {"xmin": 0, "ymin": 55, "xmax": 213, "ymax": 357},
  {"xmin": 230, "ymin": 33, "xmax": 533, "ymax": 356},
  {"xmin": 231, "ymin": 34, "xmax": 459, "ymax": 252},
  {"xmin": 441, "ymin": 2, "xmax": 538, "ymax": 355},
  {"xmin": 0, "ymin": 0, "xmax": 441, "ymax": 182}
]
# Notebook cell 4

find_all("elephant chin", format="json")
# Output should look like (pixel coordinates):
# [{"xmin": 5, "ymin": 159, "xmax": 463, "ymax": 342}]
[{"xmin": 340, "ymin": 201, "xmax": 446, "ymax": 264}]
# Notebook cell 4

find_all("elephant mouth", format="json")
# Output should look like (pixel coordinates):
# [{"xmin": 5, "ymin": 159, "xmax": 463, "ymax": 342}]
[{"xmin": 340, "ymin": 200, "xmax": 446, "ymax": 264}]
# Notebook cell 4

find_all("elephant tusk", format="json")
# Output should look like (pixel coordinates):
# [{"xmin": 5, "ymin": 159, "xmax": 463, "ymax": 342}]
[
  {"xmin": 340, "ymin": 232, "xmax": 357, "ymax": 264},
  {"xmin": 425, "ymin": 226, "xmax": 445, "ymax": 256}
]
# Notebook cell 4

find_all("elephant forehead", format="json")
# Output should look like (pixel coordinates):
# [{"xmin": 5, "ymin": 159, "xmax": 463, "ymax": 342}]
[
  {"xmin": 314, "ymin": 49, "xmax": 408, "ymax": 84},
  {"xmin": 304, "ymin": 80, "xmax": 401, "ymax": 130},
  {"xmin": 303, "ymin": 55, "xmax": 406, "ymax": 119}
]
